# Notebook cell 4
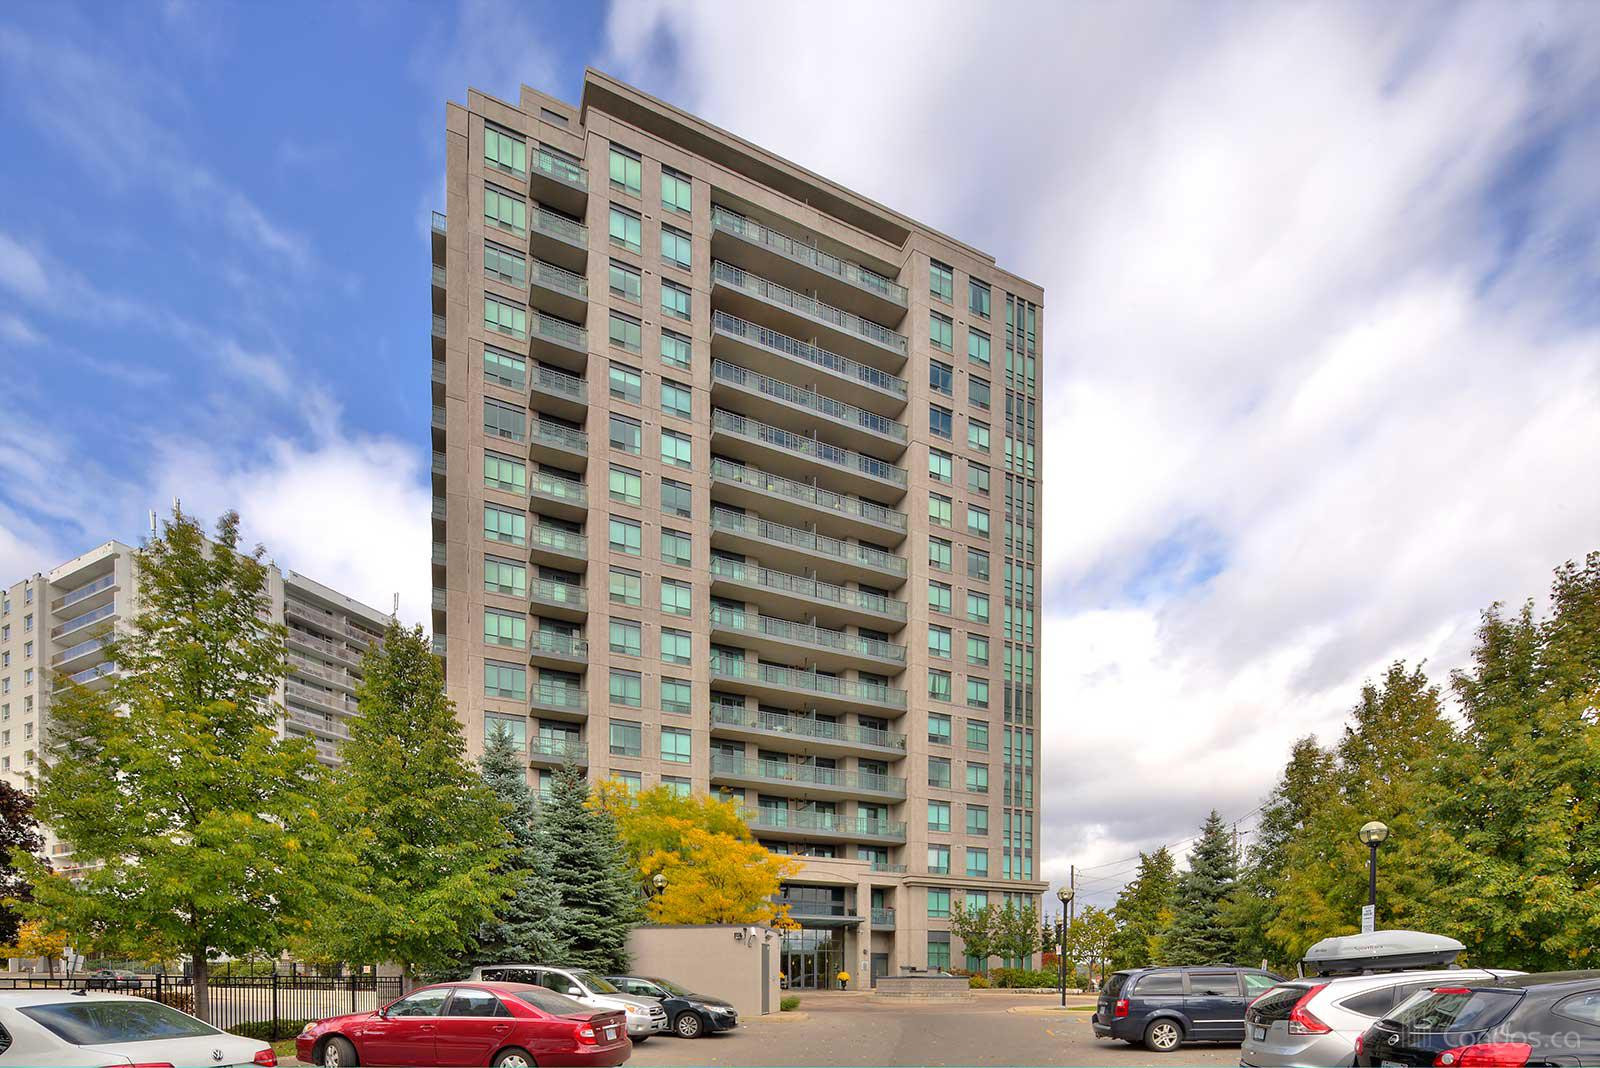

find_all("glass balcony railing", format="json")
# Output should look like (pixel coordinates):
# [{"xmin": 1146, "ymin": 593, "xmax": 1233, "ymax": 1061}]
[
  {"xmin": 712, "ymin": 361, "xmax": 907, "ymax": 443},
  {"xmin": 535, "ymin": 314, "xmax": 587, "ymax": 352},
  {"xmin": 712, "ymin": 704, "xmax": 906, "ymax": 750},
  {"xmin": 53, "ymin": 573, "xmax": 115, "ymax": 612},
  {"xmin": 533, "ymin": 148, "xmax": 587, "ymax": 191},
  {"xmin": 531, "ymin": 470, "xmax": 587, "ymax": 505},
  {"xmin": 530, "ymin": 736, "xmax": 588, "ymax": 762},
  {"xmin": 711, "ymin": 261, "xmax": 906, "ymax": 355},
  {"xmin": 871, "ymin": 907, "xmax": 896, "ymax": 927},
  {"xmin": 712, "ymin": 311, "xmax": 906, "ymax": 398},
  {"xmin": 432, "ymin": 314, "xmax": 446, "ymax": 339},
  {"xmin": 432, "ymin": 496, "xmax": 446, "ymax": 520},
  {"xmin": 286, "ymin": 680, "xmax": 358, "ymax": 715},
  {"xmin": 531, "ymin": 526, "xmax": 586, "ymax": 557},
  {"xmin": 710, "ymin": 207, "xmax": 907, "ymax": 307},
  {"xmin": 711, "ymin": 508, "xmax": 906, "ymax": 577},
  {"xmin": 51, "ymin": 601, "xmax": 115, "ymax": 639},
  {"xmin": 51, "ymin": 633, "xmax": 110, "ymax": 666},
  {"xmin": 533, "ymin": 364, "xmax": 586, "ymax": 400},
  {"xmin": 531, "ymin": 259, "xmax": 588, "ymax": 300},
  {"xmin": 743, "ymin": 807, "xmax": 907, "ymax": 839},
  {"xmin": 531, "ymin": 630, "xmax": 588, "ymax": 659},
  {"xmin": 709, "ymin": 606, "xmax": 905, "ymax": 664},
  {"xmin": 432, "ymin": 405, "xmax": 446, "ymax": 430},
  {"xmin": 60, "ymin": 661, "xmax": 117, "ymax": 688},
  {"xmin": 534, "ymin": 206, "xmax": 587, "ymax": 246},
  {"xmin": 431, "ymin": 211, "xmax": 447, "ymax": 235},
  {"xmin": 432, "ymin": 451, "xmax": 446, "ymax": 476},
  {"xmin": 531, "ymin": 419, "xmax": 587, "ymax": 453},
  {"xmin": 529, "ymin": 578, "xmax": 586, "ymax": 611},
  {"xmin": 710, "ymin": 753, "xmax": 906, "ymax": 796},
  {"xmin": 707, "ymin": 556, "xmax": 908, "ymax": 621},
  {"xmin": 532, "ymin": 685, "xmax": 587, "ymax": 713},
  {"xmin": 709, "ymin": 458, "xmax": 906, "ymax": 533},
  {"xmin": 712, "ymin": 409, "xmax": 906, "ymax": 486},
  {"xmin": 870, "ymin": 860, "xmax": 908, "ymax": 874},
  {"xmin": 708, "ymin": 653, "xmax": 907, "ymax": 709}
]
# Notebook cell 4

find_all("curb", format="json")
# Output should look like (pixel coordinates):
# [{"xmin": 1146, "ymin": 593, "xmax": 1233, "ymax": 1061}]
[{"xmin": 760, "ymin": 1011, "xmax": 811, "ymax": 1022}]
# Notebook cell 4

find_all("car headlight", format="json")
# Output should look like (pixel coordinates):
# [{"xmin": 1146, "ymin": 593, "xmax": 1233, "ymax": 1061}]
[{"xmin": 299, "ymin": 1023, "xmax": 315, "ymax": 1036}]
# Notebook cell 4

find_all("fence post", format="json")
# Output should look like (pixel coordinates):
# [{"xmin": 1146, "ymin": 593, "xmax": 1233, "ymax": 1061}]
[
  {"xmin": 350, "ymin": 971, "xmax": 357, "ymax": 1015},
  {"xmin": 155, "ymin": 972, "xmax": 163, "ymax": 1006},
  {"xmin": 271, "ymin": 973, "xmax": 280, "ymax": 1043}
]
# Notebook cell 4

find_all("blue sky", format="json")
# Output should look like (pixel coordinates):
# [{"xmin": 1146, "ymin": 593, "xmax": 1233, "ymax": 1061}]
[{"xmin": 3, "ymin": 1, "xmax": 1598, "ymax": 896}]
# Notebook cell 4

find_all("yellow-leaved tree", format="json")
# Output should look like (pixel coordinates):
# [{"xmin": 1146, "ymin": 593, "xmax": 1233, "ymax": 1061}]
[{"xmin": 9, "ymin": 919, "xmax": 69, "ymax": 977}]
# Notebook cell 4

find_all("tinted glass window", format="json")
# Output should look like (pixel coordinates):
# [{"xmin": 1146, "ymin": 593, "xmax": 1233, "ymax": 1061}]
[
  {"xmin": 479, "ymin": 967, "xmax": 539, "ymax": 985},
  {"xmin": 1389, "ymin": 989, "xmax": 1522, "ymax": 1033},
  {"xmin": 1244, "ymin": 973, "xmax": 1280, "ymax": 995},
  {"xmin": 1553, "ymin": 991, "xmax": 1600, "ymax": 1028},
  {"xmin": 20, "ymin": 1001, "xmax": 221, "ymax": 1044},
  {"xmin": 446, "ymin": 989, "xmax": 507, "ymax": 1017},
  {"xmin": 572, "ymin": 970, "xmax": 619, "ymax": 993},
  {"xmin": 1103, "ymin": 973, "xmax": 1129, "ymax": 998},
  {"xmin": 1339, "ymin": 988, "xmax": 1396, "ymax": 1018},
  {"xmin": 515, "ymin": 990, "xmax": 591, "ymax": 1016},
  {"xmin": 1190, "ymin": 972, "xmax": 1241, "ymax": 997},
  {"xmin": 1136, "ymin": 973, "xmax": 1185, "ymax": 996},
  {"xmin": 389, "ymin": 989, "xmax": 452, "ymax": 1017},
  {"xmin": 1250, "ymin": 983, "xmax": 1314, "ymax": 1023}
]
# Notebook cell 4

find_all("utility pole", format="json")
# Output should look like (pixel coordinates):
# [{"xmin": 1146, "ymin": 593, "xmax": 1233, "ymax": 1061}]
[{"xmin": 1068, "ymin": 866, "xmax": 1075, "ymax": 926}]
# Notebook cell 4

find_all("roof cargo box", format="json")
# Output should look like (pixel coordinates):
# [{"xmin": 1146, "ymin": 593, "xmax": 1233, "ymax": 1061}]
[{"xmin": 1301, "ymin": 930, "xmax": 1465, "ymax": 976}]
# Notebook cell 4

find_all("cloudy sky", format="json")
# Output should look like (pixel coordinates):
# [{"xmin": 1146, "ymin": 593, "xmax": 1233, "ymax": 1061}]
[{"xmin": 2, "ymin": 1, "xmax": 1597, "ymax": 905}]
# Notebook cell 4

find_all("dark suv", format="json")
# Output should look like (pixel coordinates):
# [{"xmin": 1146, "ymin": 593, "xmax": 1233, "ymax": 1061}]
[{"xmin": 1094, "ymin": 966, "xmax": 1283, "ymax": 1052}]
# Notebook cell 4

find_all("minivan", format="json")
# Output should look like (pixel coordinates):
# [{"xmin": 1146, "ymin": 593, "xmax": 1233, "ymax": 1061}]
[{"xmin": 1093, "ymin": 966, "xmax": 1283, "ymax": 1051}]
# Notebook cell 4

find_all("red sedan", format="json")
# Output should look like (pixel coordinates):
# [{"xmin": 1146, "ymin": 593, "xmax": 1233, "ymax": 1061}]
[{"xmin": 296, "ymin": 982, "xmax": 631, "ymax": 1068}]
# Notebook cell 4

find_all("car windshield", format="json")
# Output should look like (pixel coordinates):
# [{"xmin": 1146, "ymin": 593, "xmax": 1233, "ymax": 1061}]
[
  {"xmin": 20, "ymin": 1000, "xmax": 222, "ymax": 1044},
  {"xmin": 514, "ymin": 990, "xmax": 591, "ymax": 1017},
  {"xmin": 648, "ymin": 977, "xmax": 692, "ymax": 997},
  {"xmin": 571, "ymin": 970, "xmax": 619, "ymax": 994}
]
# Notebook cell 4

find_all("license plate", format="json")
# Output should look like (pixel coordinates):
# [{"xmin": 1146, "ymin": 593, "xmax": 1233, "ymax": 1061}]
[
  {"xmin": 605, "ymin": 1027, "xmax": 617, "ymax": 1041},
  {"xmin": 1381, "ymin": 1061, "xmax": 1406, "ymax": 1067},
  {"xmin": 1252, "ymin": 1025, "xmax": 1266, "ymax": 1042}
]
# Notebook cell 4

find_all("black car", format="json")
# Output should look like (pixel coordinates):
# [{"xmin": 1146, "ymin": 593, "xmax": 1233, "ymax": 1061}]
[
  {"xmin": 605, "ymin": 974, "xmax": 738, "ymax": 1038},
  {"xmin": 1093, "ymin": 965, "xmax": 1283, "ymax": 1052},
  {"xmin": 1356, "ymin": 970, "xmax": 1600, "ymax": 1067},
  {"xmin": 84, "ymin": 968, "xmax": 142, "ymax": 991}
]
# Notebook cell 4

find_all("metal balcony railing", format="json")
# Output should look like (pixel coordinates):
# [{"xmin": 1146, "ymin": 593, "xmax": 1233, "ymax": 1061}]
[
  {"xmin": 530, "ymin": 737, "xmax": 588, "ymax": 762},
  {"xmin": 712, "ymin": 409, "xmax": 906, "ymax": 486},
  {"xmin": 712, "ymin": 311, "xmax": 906, "ymax": 398},
  {"xmin": 871, "ymin": 907, "xmax": 896, "ymax": 927},
  {"xmin": 712, "ymin": 705, "xmax": 906, "ymax": 750},
  {"xmin": 431, "ymin": 211, "xmax": 447, "ymax": 235},
  {"xmin": 532, "ymin": 418, "xmax": 588, "ymax": 453},
  {"xmin": 707, "ymin": 653, "xmax": 907, "ymax": 709},
  {"xmin": 535, "ymin": 313, "xmax": 587, "ymax": 351},
  {"xmin": 531, "ymin": 526, "xmax": 587, "ymax": 557},
  {"xmin": 533, "ymin": 148, "xmax": 587, "ymax": 190},
  {"xmin": 533, "ymin": 364, "xmax": 586, "ymax": 400},
  {"xmin": 531, "ymin": 470, "xmax": 587, "ymax": 506},
  {"xmin": 709, "ymin": 459, "xmax": 906, "ymax": 533},
  {"xmin": 432, "ymin": 496, "xmax": 446, "ymax": 520},
  {"xmin": 743, "ymin": 807, "xmax": 907, "ymax": 839},
  {"xmin": 710, "ymin": 508, "xmax": 906, "ymax": 577},
  {"xmin": 712, "ymin": 260, "xmax": 906, "ymax": 355},
  {"xmin": 708, "ymin": 606, "xmax": 905, "ymax": 664},
  {"xmin": 710, "ymin": 207, "xmax": 907, "ymax": 307},
  {"xmin": 529, "ymin": 578, "xmax": 586, "ymax": 611},
  {"xmin": 532, "ymin": 685, "xmax": 587, "ymax": 713},
  {"xmin": 432, "ymin": 314, "xmax": 446, "ymax": 339},
  {"xmin": 706, "ymin": 556, "xmax": 907, "ymax": 621},
  {"xmin": 711, "ymin": 753, "xmax": 906, "ymax": 796},
  {"xmin": 531, "ymin": 631, "xmax": 588, "ymax": 659},
  {"xmin": 712, "ymin": 361, "xmax": 906, "ymax": 443},
  {"xmin": 534, "ymin": 206, "xmax": 587, "ymax": 246},
  {"xmin": 531, "ymin": 259, "xmax": 588, "ymax": 300}
]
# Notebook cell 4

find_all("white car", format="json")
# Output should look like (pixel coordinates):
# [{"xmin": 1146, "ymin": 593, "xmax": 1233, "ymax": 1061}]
[
  {"xmin": 0, "ymin": 989, "xmax": 275, "ymax": 1067},
  {"xmin": 465, "ymin": 964, "xmax": 668, "ymax": 1039}
]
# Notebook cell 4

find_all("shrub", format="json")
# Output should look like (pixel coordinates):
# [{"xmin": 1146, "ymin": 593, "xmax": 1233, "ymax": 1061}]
[
  {"xmin": 991, "ymin": 967, "xmax": 1058, "ymax": 989},
  {"xmin": 968, "ymin": 974, "xmax": 990, "ymax": 989},
  {"xmin": 152, "ymin": 989, "xmax": 196, "ymax": 1014},
  {"xmin": 231, "ymin": 1019, "xmax": 314, "ymax": 1043},
  {"xmin": 780, "ymin": 995, "xmax": 800, "ymax": 1012}
]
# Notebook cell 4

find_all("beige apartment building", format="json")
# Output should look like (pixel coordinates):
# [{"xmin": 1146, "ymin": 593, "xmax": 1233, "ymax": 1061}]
[
  {"xmin": 0, "ymin": 539, "xmax": 389, "ymax": 868},
  {"xmin": 431, "ymin": 71, "xmax": 1043, "ymax": 987}
]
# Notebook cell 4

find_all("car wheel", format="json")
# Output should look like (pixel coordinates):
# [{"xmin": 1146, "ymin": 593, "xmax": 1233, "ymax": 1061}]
[
  {"xmin": 321, "ymin": 1036, "xmax": 359, "ymax": 1068},
  {"xmin": 675, "ymin": 1012, "xmax": 705, "ymax": 1038},
  {"xmin": 492, "ymin": 1047, "xmax": 535, "ymax": 1067},
  {"xmin": 1144, "ymin": 1019, "xmax": 1183, "ymax": 1053}
]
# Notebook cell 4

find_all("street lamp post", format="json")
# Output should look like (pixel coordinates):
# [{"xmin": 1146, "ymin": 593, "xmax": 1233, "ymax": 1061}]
[
  {"xmin": 1358, "ymin": 820, "xmax": 1390, "ymax": 922},
  {"xmin": 650, "ymin": 872, "xmax": 667, "ymax": 901},
  {"xmin": 1056, "ymin": 885, "xmax": 1074, "ymax": 1008}
]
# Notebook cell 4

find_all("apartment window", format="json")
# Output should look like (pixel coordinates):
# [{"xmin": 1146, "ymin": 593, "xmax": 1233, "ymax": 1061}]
[
  {"xmin": 485, "ymin": 715, "xmax": 526, "ymax": 753},
  {"xmin": 603, "ymin": 415, "xmax": 641, "ymax": 458},
  {"xmin": 611, "ymin": 770, "xmax": 642, "ymax": 794},
  {"xmin": 661, "ymin": 167, "xmax": 692, "ymax": 214},
  {"xmin": 484, "ymin": 450, "xmax": 526, "ymax": 494},
  {"xmin": 483, "ymin": 555, "xmax": 526, "ymax": 597},
  {"xmin": 929, "ymin": 581, "xmax": 952, "ymax": 615},
  {"xmin": 661, "ymin": 279, "xmax": 691, "ymax": 321},
  {"xmin": 967, "ymin": 547, "xmax": 991, "ymax": 580},
  {"xmin": 609, "ymin": 260, "xmax": 642, "ymax": 303},
  {"xmin": 930, "ymin": 312, "xmax": 954, "ymax": 353},
  {"xmin": 483, "ymin": 346, "xmax": 525, "ymax": 390},
  {"xmin": 929, "ymin": 493, "xmax": 952, "ymax": 527},
  {"xmin": 966, "ymin": 677, "xmax": 990, "ymax": 708},
  {"xmin": 608, "ymin": 310, "xmax": 642, "ymax": 353},
  {"xmin": 661, "ymin": 578, "xmax": 692, "ymax": 617},
  {"xmin": 660, "ymin": 429, "xmax": 692, "ymax": 469},
  {"xmin": 929, "ymin": 842, "xmax": 952, "ymax": 879},
  {"xmin": 484, "ymin": 295, "xmax": 527, "ymax": 339},
  {"xmin": 483, "ymin": 398, "xmax": 524, "ymax": 442},
  {"xmin": 929, "ymin": 756, "xmax": 952, "ymax": 789},
  {"xmin": 484, "ymin": 660, "xmax": 526, "ymax": 701},
  {"xmin": 661, "ymin": 529, "xmax": 692, "ymax": 568},
  {"xmin": 660, "ymin": 478, "xmax": 692, "ymax": 518},
  {"xmin": 661, "ymin": 329, "xmax": 692, "ymax": 369},
  {"xmin": 970, "ymin": 376, "xmax": 991, "ymax": 410},
  {"xmin": 929, "ymin": 537, "xmax": 952, "ymax": 572},
  {"xmin": 662, "ymin": 776, "xmax": 691, "ymax": 798},
  {"xmin": 967, "ymin": 719, "xmax": 990, "ymax": 750},
  {"xmin": 483, "ymin": 608, "xmax": 526, "ymax": 650},
  {"xmin": 609, "ymin": 205, "xmax": 642, "ymax": 252},
  {"xmin": 609, "ymin": 516, "xmax": 642, "ymax": 556},
  {"xmin": 608, "ymin": 465, "xmax": 642, "ymax": 506},
  {"xmin": 483, "ymin": 185, "xmax": 526, "ymax": 235},
  {"xmin": 930, "ymin": 405, "xmax": 953, "ymax": 439},
  {"xmin": 661, "ymin": 380, "xmax": 692, "ymax": 420},
  {"xmin": 968, "ymin": 420, "xmax": 991, "ymax": 453},
  {"xmin": 483, "ymin": 241, "xmax": 526, "ymax": 287},
  {"xmin": 966, "ymin": 762, "xmax": 989, "ymax": 793},
  {"xmin": 610, "ymin": 670, "xmax": 643, "ymax": 708},
  {"xmin": 661, "ymin": 225, "xmax": 692, "ymax": 270},
  {"xmin": 967, "ymin": 634, "xmax": 990, "ymax": 667},
  {"xmin": 661, "ymin": 628, "xmax": 691, "ymax": 665},
  {"xmin": 968, "ymin": 505, "xmax": 991, "ymax": 537},
  {"xmin": 929, "ymin": 449, "xmax": 952, "ymax": 483},
  {"xmin": 928, "ymin": 625, "xmax": 951, "ymax": 660},
  {"xmin": 484, "ymin": 504, "xmax": 526, "ymax": 547},
  {"xmin": 929, "ymin": 713, "xmax": 952, "ymax": 746},
  {"xmin": 661, "ymin": 677, "xmax": 692, "ymax": 715},
  {"xmin": 967, "ymin": 804, "xmax": 989, "ymax": 836},
  {"xmin": 483, "ymin": 125, "xmax": 526, "ymax": 175},
  {"xmin": 661, "ymin": 726, "xmax": 692, "ymax": 764},
  {"xmin": 930, "ymin": 360, "xmax": 953, "ymax": 396},
  {"xmin": 610, "ymin": 719, "xmax": 643, "ymax": 757},
  {"xmin": 968, "ymin": 328, "xmax": 991, "ymax": 366},
  {"xmin": 930, "ymin": 260, "xmax": 953, "ymax": 303},
  {"xmin": 968, "ymin": 463, "xmax": 991, "ymax": 495},
  {"xmin": 969, "ymin": 278, "xmax": 991, "ymax": 318},
  {"xmin": 609, "ymin": 618, "xmax": 642, "ymax": 657},
  {"xmin": 928, "ymin": 800, "xmax": 951, "ymax": 832},
  {"xmin": 608, "ymin": 363, "xmax": 642, "ymax": 404},
  {"xmin": 966, "ymin": 847, "xmax": 990, "ymax": 878},
  {"xmin": 608, "ymin": 145, "xmax": 641, "ymax": 195},
  {"xmin": 967, "ymin": 592, "xmax": 990, "ymax": 624},
  {"xmin": 609, "ymin": 566, "xmax": 642, "ymax": 607},
  {"xmin": 928, "ymin": 669, "xmax": 951, "ymax": 702}
]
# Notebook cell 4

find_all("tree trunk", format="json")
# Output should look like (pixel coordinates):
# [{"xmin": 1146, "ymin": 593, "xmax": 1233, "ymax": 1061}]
[
  {"xmin": 400, "ymin": 961, "xmax": 413, "ymax": 994},
  {"xmin": 192, "ymin": 951, "xmax": 210, "ymax": 1025}
]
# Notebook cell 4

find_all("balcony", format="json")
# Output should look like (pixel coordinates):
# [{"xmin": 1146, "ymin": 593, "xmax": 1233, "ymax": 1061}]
[
  {"xmin": 287, "ymin": 626, "xmax": 364, "ymax": 668},
  {"xmin": 708, "ymin": 606, "xmax": 905, "ymax": 673},
  {"xmin": 528, "ymin": 417, "xmax": 588, "ymax": 469},
  {"xmin": 432, "ymin": 496, "xmax": 446, "ymax": 522},
  {"xmin": 51, "ymin": 601, "xmax": 116, "ymax": 641},
  {"xmin": 529, "ymin": 629, "xmax": 588, "ymax": 670},
  {"xmin": 529, "ymin": 468, "xmax": 587, "ymax": 521},
  {"xmin": 711, "ymin": 409, "xmax": 907, "ymax": 499},
  {"xmin": 710, "ymin": 507, "xmax": 906, "ymax": 586},
  {"xmin": 528, "ymin": 577, "xmax": 586, "ymax": 621},
  {"xmin": 744, "ymin": 807, "xmax": 907, "ymax": 845},
  {"xmin": 54, "ymin": 660, "xmax": 117, "ymax": 692},
  {"xmin": 708, "ymin": 653, "xmax": 907, "ymax": 714},
  {"xmin": 710, "ymin": 753, "xmax": 906, "ymax": 801},
  {"xmin": 528, "ymin": 525, "xmax": 587, "ymax": 568},
  {"xmin": 712, "ymin": 705, "xmax": 906, "ymax": 757},
  {"xmin": 529, "ymin": 364, "xmax": 588, "ymax": 421},
  {"xmin": 529, "ymin": 313, "xmax": 588, "ymax": 372},
  {"xmin": 710, "ymin": 207, "xmax": 907, "ymax": 320},
  {"xmin": 285, "ymin": 679, "xmax": 360, "ymax": 717},
  {"xmin": 711, "ymin": 312, "xmax": 905, "ymax": 417},
  {"xmin": 707, "ymin": 556, "xmax": 907, "ymax": 630},
  {"xmin": 871, "ymin": 907, "xmax": 896, "ymax": 928},
  {"xmin": 529, "ymin": 736, "xmax": 588, "ymax": 767},
  {"xmin": 530, "ymin": 205, "xmax": 588, "ymax": 272},
  {"xmin": 711, "ymin": 361, "xmax": 907, "ymax": 460},
  {"xmin": 431, "ymin": 634, "xmax": 448, "ymax": 657},
  {"xmin": 431, "ymin": 210, "xmax": 446, "ymax": 266},
  {"xmin": 710, "ymin": 260, "xmax": 906, "ymax": 365},
  {"xmin": 51, "ymin": 572, "xmax": 116, "ymax": 614},
  {"xmin": 51, "ymin": 633, "xmax": 111, "ymax": 668},
  {"xmin": 432, "ymin": 314, "xmax": 446, "ymax": 341},
  {"xmin": 528, "ymin": 260, "xmax": 589, "ymax": 325},
  {"xmin": 530, "ymin": 683, "xmax": 588, "ymax": 719},
  {"xmin": 529, "ymin": 147, "xmax": 588, "ymax": 216},
  {"xmin": 284, "ymin": 705, "xmax": 351, "ymax": 743},
  {"xmin": 870, "ymin": 861, "xmax": 907, "ymax": 874},
  {"xmin": 709, "ymin": 458, "xmax": 906, "ymax": 543}
]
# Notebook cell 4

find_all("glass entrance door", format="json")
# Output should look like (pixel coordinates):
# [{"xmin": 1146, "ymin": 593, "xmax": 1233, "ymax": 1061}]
[{"xmin": 781, "ymin": 927, "xmax": 844, "ymax": 989}]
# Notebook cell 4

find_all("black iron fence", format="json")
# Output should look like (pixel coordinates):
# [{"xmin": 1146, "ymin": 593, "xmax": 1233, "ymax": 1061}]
[{"xmin": 0, "ymin": 973, "xmax": 404, "ymax": 1041}]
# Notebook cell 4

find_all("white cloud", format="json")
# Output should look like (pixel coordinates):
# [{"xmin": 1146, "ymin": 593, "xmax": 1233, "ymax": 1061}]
[
  {"xmin": 604, "ymin": 0, "xmax": 1600, "ymax": 898},
  {"xmin": 0, "ymin": 310, "xmax": 42, "ymax": 346}
]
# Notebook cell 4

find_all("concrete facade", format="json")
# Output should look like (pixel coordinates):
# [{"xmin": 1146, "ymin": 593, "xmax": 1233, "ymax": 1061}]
[
  {"xmin": 432, "ymin": 70, "xmax": 1045, "ymax": 984},
  {"xmin": 626, "ymin": 924, "xmax": 783, "ymax": 1018}
]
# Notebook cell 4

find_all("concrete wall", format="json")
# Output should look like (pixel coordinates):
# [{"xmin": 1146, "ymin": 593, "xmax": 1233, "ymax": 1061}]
[{"xmin": 626, "ymin": 925, "xmax": 782, "ymax": 1017}]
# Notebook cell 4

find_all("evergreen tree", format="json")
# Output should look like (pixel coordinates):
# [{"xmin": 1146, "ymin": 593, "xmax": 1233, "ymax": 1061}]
[
  {"xmin": 544, "ymin": 766, "xmax": 640, "ymax": 971},
  {"xmin": 476, "ymin": 727, "xmax": 570, "ymax": 965},
  {"xmin": 309, "ymin": 621, "xmax": 510, "ymax": 987},
  {"xmin": 1160, "ymin": 811, "xmax": 1239, "ymax": 965},
  {"xmin": 1109, "ymin": 847, "xmax": 1177, "ymax": 970},
  {"xmin": 0, "ymin": 779, "xmax": 43, "ymax": 946}
]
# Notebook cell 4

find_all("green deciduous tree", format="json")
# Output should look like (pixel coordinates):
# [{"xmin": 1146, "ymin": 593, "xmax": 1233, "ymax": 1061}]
[
  {"xmin": 476, "ymin": 727, "xmax": 570, "ymax": 965},
  {"xmin": 26, "ymin": 509, "xmax": 342, "ymax": 1022},
  {"xmin": 993, "ymin": 901, "xmax": 1044, "ymax": 965},
  {"xmin": 542, "ymin": 767, "xmax": 641, "ymax": 972},
  {"xmin": 0, "ymin": 779, "xmax": 43, "ymax": 946},
  {"xmin": 1109, "ymin": 847, "xmax": 1177, "ymax": 971},
  {"xmin": 950, "ymin": 902, "xmax": 998, "ymax": 974},
  {"xmin": 309, "ymin": 621, "xmax": 510, "ymax": 988},
  {"xmin": 1063, "ymin": 905, "xmax": 1118, "ymax": 986},
  {"xmin": 1160, "ymin": 811, "xmax": 1239, "ymax": 965}
]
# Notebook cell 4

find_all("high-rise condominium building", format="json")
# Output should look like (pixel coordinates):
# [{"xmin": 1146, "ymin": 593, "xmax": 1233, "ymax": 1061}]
[
  {"xmin": 0, "ymin": 539, "xmax": 389, "ymax": 868},
  {"xmin": 431, "ymin": 71, "xmax": 1043, "ymax": 987}
]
